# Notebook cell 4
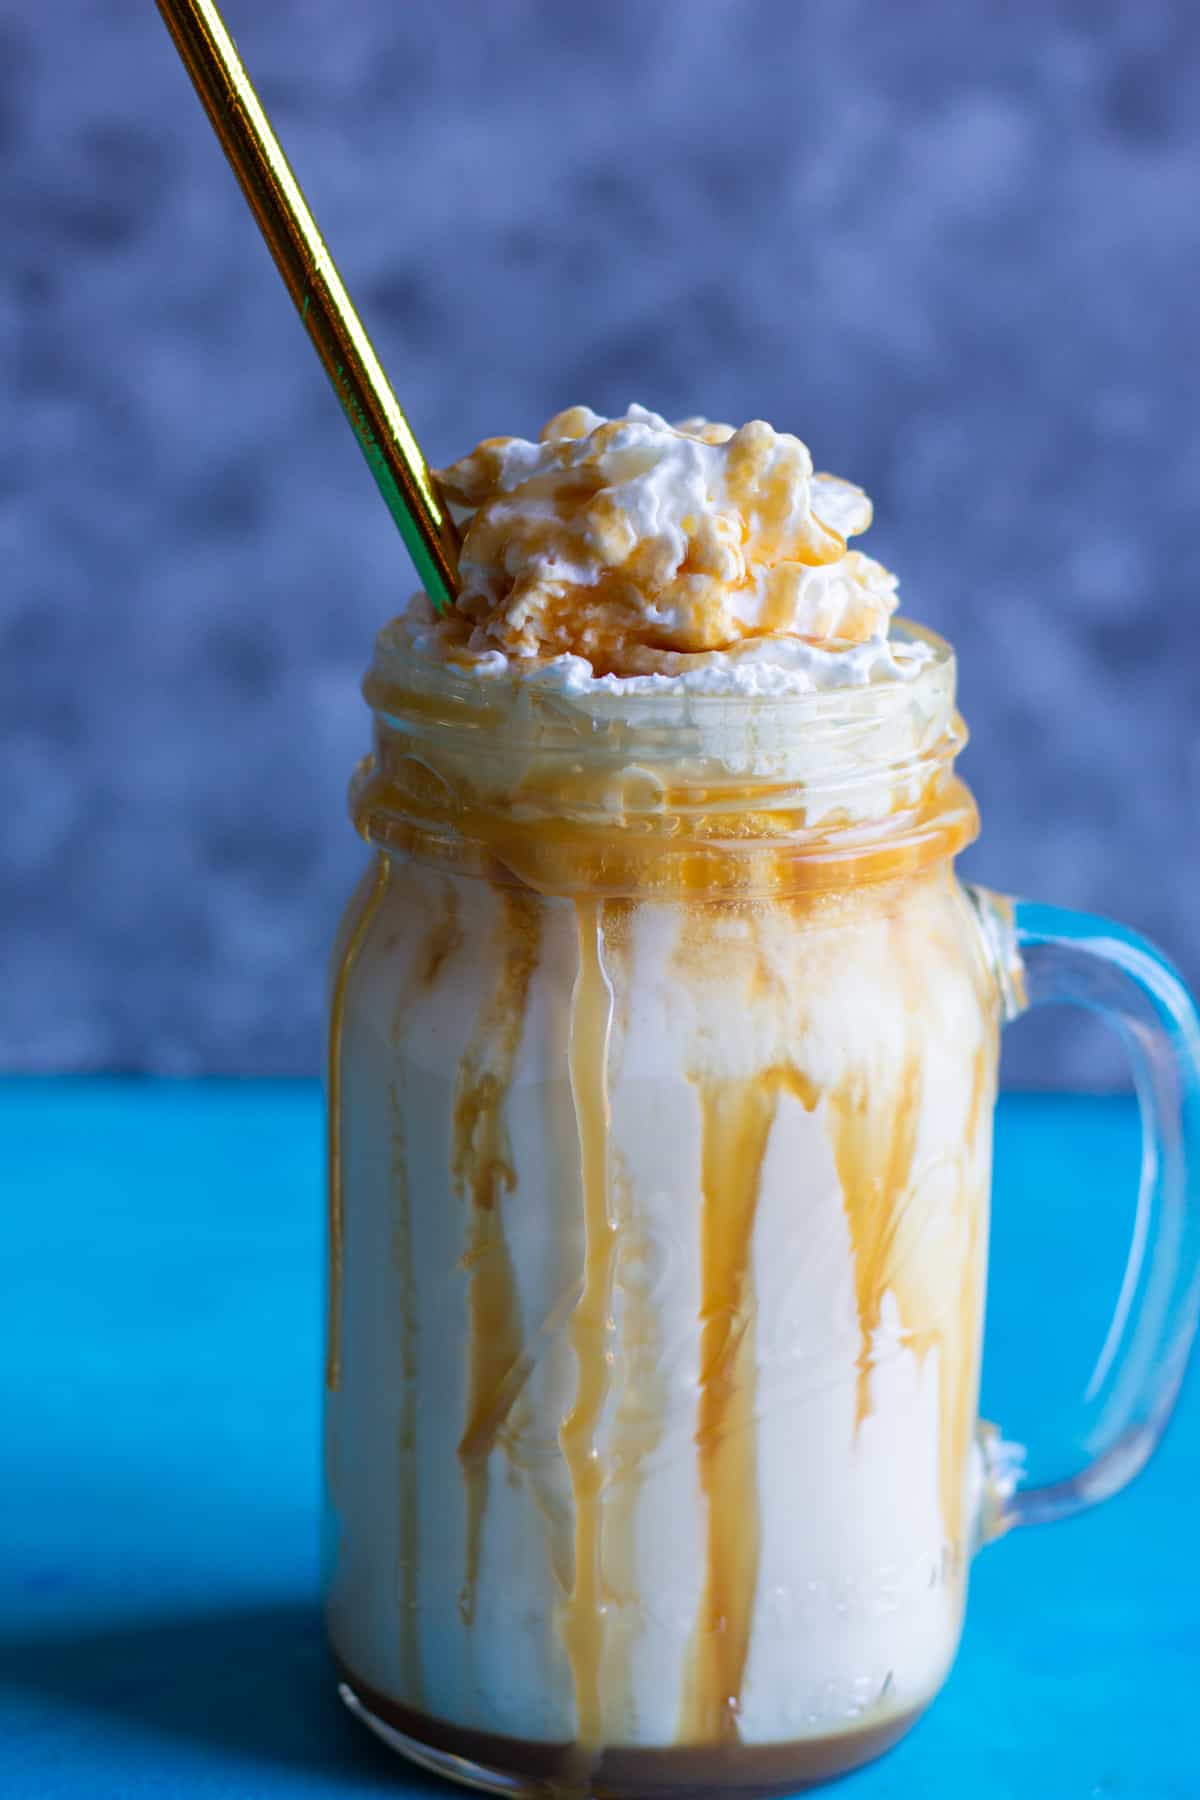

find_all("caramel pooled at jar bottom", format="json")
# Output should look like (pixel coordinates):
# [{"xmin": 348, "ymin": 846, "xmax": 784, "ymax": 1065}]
[{"xmin": 322, "ymin": 622, "xmax": 1002, "ymax": 1793}]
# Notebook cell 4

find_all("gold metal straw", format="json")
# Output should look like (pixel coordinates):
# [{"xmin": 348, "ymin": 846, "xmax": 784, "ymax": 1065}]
[{"xmin": 156, "ymin": 0, "xmax": 460, "ymax": 611}]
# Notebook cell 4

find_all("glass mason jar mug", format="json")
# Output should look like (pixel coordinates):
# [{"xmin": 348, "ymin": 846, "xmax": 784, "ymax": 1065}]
[{"xmin": 323, "ymin": 621, "xmax": 1200, "ymax": 1797}]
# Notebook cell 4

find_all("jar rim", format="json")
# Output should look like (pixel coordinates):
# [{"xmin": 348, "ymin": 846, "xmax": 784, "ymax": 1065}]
[
  {"xmin": 353, "ymin": 617, "xmax": 975, "ymax": 897},
  {"xmin": 364, "ymin": 616, "xmax": 953, "ymax": 737},
  {"xmin": 362, "ymin": 616, "xmax": 960, "ymax": 806}
]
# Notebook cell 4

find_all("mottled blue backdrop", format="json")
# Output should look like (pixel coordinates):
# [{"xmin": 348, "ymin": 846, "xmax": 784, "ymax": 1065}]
[{"xmin": 3, "ymin": 0, "xmax": 1198, "ymax": 1082}]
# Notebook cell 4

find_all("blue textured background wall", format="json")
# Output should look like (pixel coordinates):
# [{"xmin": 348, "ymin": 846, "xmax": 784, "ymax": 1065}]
[{"xmin": 3, "ymin": 1, "xmax": 1197, "ymax": 1082}]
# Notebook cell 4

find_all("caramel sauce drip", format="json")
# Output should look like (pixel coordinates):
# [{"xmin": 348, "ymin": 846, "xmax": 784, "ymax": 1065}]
[
  {"xmin": 827, "ymin": 995, "xmax": 995, "ymax": 1559},
  {"xmin": 388, "ymin": 887, "xmax": 465, "ymax": 1697},
  {"xmin": 326, "ymin": 856, "xmax": 391, "ymax": 1393},
  {"xmin": 452, "ymin": 890, "xmax": 543, "ymax": 1627},
  {"xmin": 965, "ymin": 1037, "xmax": 992, "ymax": 1150},
  {"xmin": 940, "ymin": 1035, "xmax": 997, "ymax": 1556},
  {"xmin": 828, "ymin": 1059, "xmax": 925, "ymax": 1428},
  {"xmin": 559, "ymin": 898, "xmax": 618, "ymax": 1749},
  {"xmin": 680, "ymin": 1065, "xmax": 819, "ymax": 1744},
  {"xmin": 603, "ymin": 1156, "xmax": 669, "ymax": 1735}
]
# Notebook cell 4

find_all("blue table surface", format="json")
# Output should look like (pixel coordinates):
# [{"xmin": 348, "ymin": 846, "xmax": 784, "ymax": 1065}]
[{"xmin": 3, "ymin": 1082, "xmax": 1197, "ymax": 1800}]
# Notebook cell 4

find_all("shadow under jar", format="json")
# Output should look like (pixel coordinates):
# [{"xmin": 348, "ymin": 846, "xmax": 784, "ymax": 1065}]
[{"xmin": 322, "ymin": 621, "xmax": 1200, "ymax": 1798}]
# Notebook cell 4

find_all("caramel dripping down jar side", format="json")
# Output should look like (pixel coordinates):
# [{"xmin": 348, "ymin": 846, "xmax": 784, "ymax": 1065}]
[{"xmin": 323, "ymin": 641, "xmax": 1000, "ymax": 1788}]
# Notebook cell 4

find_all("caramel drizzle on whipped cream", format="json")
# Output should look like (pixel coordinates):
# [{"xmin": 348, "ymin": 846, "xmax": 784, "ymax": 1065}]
[{"xmin": 430, "ymin": 405, "xmax": 899, "ymax": 680}]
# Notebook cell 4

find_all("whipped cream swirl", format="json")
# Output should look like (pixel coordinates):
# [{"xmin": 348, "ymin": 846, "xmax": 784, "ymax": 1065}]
[{"xmin": 396, "ymin": 405, "xmax": 926, "ymax": 696}]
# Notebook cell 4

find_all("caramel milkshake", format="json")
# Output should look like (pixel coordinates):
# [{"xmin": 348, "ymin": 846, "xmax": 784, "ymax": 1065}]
[{"xmin": 324, "ymin": 407, "xmax": 1002, "ymax": 1794}]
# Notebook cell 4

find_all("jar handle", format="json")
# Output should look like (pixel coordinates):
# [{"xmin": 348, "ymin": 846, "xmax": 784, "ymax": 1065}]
[{"xmin": 967, "ymin": 885, "xmax": 1200, "ymax": 1533}]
